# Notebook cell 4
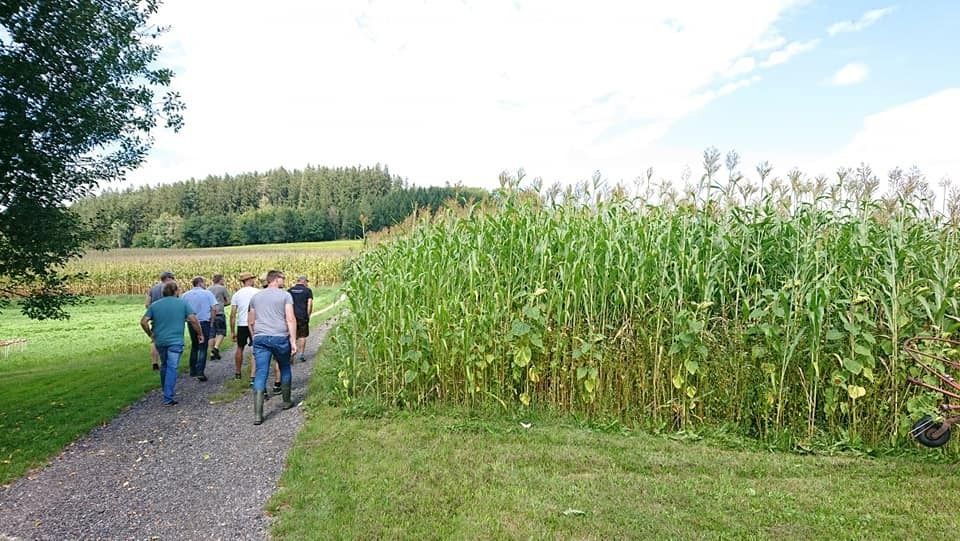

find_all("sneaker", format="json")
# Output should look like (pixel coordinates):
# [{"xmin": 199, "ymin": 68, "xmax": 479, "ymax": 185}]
[
  {"xmin": 152, "ymin": 363, "xmax": 160, "ymax": 371},
  {"xmin": 273, "ymin": 383, "xmax": 282, "ymax": 395},
  {"xmin": 163, "ymin": 400, "xmax": 178, "ymax": 406},
  {"xmin": 234, "ymin": 373, "xmax": 242, "ymax": 380},
  {"xmin": 249, "ymin": 378, "xmax": 254, "ymax": 388},
  {"xmin": 197, "ymin": 375, "xmax": 208, "ymax": 382},
  {"xmin": 211, "ymin": 348, "xmax": 220, "ymax": 360},
  {"xmin": 299, "ymin": 356, "xmax": 306, "ymax": 363}
]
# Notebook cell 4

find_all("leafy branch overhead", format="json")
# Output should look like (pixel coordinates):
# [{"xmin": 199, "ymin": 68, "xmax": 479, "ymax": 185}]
[{"xmin": 0, "ymin": 0, "xmax": 183, "ymax": 318}]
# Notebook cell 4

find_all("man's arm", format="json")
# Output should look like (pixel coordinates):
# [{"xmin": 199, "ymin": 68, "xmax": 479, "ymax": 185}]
[
  {"xmin": 306, "ymin": 298, "xmax": 314, "ymax": 317},
  {"xmin": 144, "ymin": 293, "xmax": 152, "ymax": 309},
  {"xmin": 285, "ymin": 303, "xmax": 298, "ymax": 355},
  {"xmin": 187, "ymin": 314, "xmax": 204, "ymax": 344},
  {"xmin": 248, "ymin": 307, "xmax": 256, "ymax": 336},
  {"xmin": 140, "ymin": 315, "xmax": 153, "ymax": 340},
  {"xmin": 229, "ymin": 303, "xmax": 237, "ymax": 338}
]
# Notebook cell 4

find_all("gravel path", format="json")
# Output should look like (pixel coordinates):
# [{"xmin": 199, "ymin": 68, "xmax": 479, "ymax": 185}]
[{"xmin": 0, "ymin": 321, "xmax": 334, "ymax": 541}]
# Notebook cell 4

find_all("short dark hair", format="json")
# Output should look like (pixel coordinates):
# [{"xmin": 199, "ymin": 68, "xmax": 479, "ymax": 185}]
[
  {"xmin": 160, "ymin": 271, "xmax": 175, "ymax": 281},
  {"xmin": 265, "ymin": 270, "xmax": 284, "ymax": 284},
  {"xmin": 162, "ymin": 281, "xmax": 179, "ymax": 297},
  {"xmin": 192, "ymin": 276, "xmax": 205, "ymax": 287},
  {"xmin": 212, "ymin": 273, "xmax": 224, "ymax": 284}
]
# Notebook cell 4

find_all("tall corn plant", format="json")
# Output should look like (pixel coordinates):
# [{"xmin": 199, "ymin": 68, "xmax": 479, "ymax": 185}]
[{"xmin": 332, "ymin": 167, "xmax": 960, "ymax": 447}]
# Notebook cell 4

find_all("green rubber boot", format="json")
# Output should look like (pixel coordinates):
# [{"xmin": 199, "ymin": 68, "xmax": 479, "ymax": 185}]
[
  {"xmin": 254, "ymin": 390, "xmax": 265, "ymax": 425},
  {"xmin": 281, "ymin": 384, "xmax": 294, "ymax": 410}
]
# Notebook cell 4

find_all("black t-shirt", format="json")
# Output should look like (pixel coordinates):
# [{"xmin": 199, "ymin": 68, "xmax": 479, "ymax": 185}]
[{"xmin": 287, "ymin": 284, "xmax": 313, "ymax": 320}]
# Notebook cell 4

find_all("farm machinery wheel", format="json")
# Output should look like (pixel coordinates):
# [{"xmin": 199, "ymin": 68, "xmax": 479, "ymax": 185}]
[{"xmin": 912, "ymin": 416, "xmax": 952, "ymax": 448}]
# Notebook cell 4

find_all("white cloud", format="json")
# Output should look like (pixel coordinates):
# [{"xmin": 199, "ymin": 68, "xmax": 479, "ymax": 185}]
[
  {"xmin": 837, "ymin": 88, "xmax": 960, "ymax": 182},
  {"xmin": 760, "ymin": 39, "xmax": 820, "ymax": 68},
  {"xmin": 829, "ymin": 62, "xmax": 869, "ymax": 86},
  {"xmin": 124, "ymin": 0, "xmax": 806, "ymax": 190},
  {"xmin": 726, "ymin": 57, "xmax": 757, "ymax": 77},
  {"xmin": 828, "ymin": 7, "xmax": 895, "ymax": 36}
]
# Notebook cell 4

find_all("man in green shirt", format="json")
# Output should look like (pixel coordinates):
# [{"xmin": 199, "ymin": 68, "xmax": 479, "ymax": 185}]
[{"xmin": 140, "ymin": 281, "xmax": 204, "ymax": 406}]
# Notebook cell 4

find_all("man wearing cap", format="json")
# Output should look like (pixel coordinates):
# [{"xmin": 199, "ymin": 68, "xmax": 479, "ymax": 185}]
[
  {"xmin": 144, "ymin": 271, "xmax": 176, "ymax": 371},
  {"xmin": 248, "ymin": 269, "xmax": 298, "ymax": 424},
  {"xmin": 181, "ymin": 276, "xmax": 218, "ymax": 381},
  {"xmin": 288, "ymin": 275, "xmax": 313, "ymax": 363},
  {"xmin": 140, "ymin": 281, "xmax": 203, "ymax": 406},
  {"xmin": 230, "ymin": 272, "xmax": 259, "ymax": 380}
]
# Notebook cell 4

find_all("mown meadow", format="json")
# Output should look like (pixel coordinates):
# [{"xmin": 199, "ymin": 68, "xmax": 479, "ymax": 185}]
[{"xmin": 332, "ymin": 161, "xmax": 960, "ymax": 449}]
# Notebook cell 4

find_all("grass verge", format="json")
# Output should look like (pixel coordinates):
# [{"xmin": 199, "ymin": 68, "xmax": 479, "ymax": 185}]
[
  {"xmin": 0, "ymin": 296, "xmax": 155, "ymax": 485},
  {"xmin": 269, "ymin": 341, "xmax": 960, "ymax": 540}
]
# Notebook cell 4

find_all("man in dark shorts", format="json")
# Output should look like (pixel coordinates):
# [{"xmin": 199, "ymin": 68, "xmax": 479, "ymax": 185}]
[
  {"xmin": 287, "ymin": 275, "xmax": 313, "ymax": 363},
  {"xmin": 208, "ymin": 274, "xmax": 230, "ymax": 360},
  {"xmin": 230, "ymin": 272, "xmax": 259, "ymax": 380},
  {"xmin": 144, "ymin": 271, "xmax": 175, "ymax": 371}
]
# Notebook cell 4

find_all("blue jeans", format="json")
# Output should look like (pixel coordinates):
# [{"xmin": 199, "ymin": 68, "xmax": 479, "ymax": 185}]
[
  {"xmin": 188, "ymin": 321, "xmax": 212, "ymax": 377},
  {"xmin": 252, "ymin": 335, "xmax": 292, "ymax": 392},
  {"xmin": 156, "ymin": 344, "xmax": 184, "ymax": 403}
]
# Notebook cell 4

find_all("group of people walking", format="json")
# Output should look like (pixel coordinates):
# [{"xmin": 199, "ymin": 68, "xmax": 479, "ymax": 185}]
[{"xmin": 139, "ymin": 270, "xmax": 314, "ymax": 425}]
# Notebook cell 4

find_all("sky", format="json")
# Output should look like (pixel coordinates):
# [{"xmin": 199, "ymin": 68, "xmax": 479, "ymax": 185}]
[{"xmin": 132, "ymin": 0, "xmax": 960, "ymax": 192}]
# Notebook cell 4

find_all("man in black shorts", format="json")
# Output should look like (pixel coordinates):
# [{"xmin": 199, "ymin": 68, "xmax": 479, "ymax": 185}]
[
  {"xmin": 230, "ymin": 272, "xmax": 259, "ymax": 379},
  {"xmin": 208, "ymin": 274, "xmax": 230, "ymax": 360},
  {"xmin": 288, "ymin": 275, "xmax": 313, "ymax": 362}
]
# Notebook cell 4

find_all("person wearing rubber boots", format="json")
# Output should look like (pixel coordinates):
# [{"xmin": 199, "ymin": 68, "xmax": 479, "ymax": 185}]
[{"xmin": 247, "ymin": 270, "xmax": 298, "ymax": 424}]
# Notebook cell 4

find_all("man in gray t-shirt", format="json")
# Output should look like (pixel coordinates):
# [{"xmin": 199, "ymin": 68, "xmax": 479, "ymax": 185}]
[
  {"xmin": 144, "ymin": 271, "xmax": 175, "ymax": 370},
  {"xmin": 248, "ymin": 270, "xmax": 298, "ymax": 424},
  {"xmin": 208, "ymin": 274, "xmax": 231, "ymax": 360}
]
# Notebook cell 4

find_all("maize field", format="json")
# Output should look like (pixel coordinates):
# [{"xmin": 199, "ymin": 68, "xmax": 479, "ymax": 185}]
[
  {"xmin": 64, "ymin": 242, "xmax": 357, "ymax": 295},
  {"xmin": 334, "ymin": 167, "xmax": 960, "ymax": 447}
]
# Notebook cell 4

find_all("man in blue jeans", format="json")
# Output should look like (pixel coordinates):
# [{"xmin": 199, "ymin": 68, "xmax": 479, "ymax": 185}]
[
  {"xmin": 140, "ymin": 281, "xmax": 203, "ymax": 406},
  {"xmin": 248, "ymin": 269, "xmax": 298, "ymax": 425},
  {"xmin": 181, "ymin": 276, "xmax": 219, "ymax": 382}
]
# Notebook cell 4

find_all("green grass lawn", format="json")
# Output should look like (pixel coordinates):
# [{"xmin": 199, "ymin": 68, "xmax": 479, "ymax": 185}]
[
  {"xmin": 0, "ymin": 287, "xmax": 342, "ymax": 485},
  {"xmin": 270, "ymin": 358, "xmax": 960, "ymax": 540},
  {"xmin": 0, "ymin": 296, "xmax": 155, "ymax": 484}
]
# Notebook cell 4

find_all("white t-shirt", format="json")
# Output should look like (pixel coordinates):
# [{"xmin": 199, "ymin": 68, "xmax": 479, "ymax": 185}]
[{"xmin": 231, "ymin": 286, "xmax": 259, "ymax": 326}]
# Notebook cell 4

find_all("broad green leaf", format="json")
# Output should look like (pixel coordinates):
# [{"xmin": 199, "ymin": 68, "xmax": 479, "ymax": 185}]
[
  {"xmin": 514, "ymin": 346, "xmax": 532, "ymax": 368},
  {"xmin": 842, "ymin": 357, "xmax": 863, "ymax": 375},
  {"xmin": 847, "ymin": 385, "xmax": 867, "ymax": 399},
  {"xmin": 511, "ymin": 320, "xmax": 531, "ymax": 337},
  {"xmin": 404, "ymin": 369, "xmax": 417, "ymax": 384}
]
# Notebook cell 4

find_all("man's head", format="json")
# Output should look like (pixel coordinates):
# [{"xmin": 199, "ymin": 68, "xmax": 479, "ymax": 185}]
[
  {"xmin": 296, "ymin": 275, "xmax": 308, "ymax": 285},
  {"xmin": 212, "ymin": 273, "xmax": 224, "ymax": 285},
  {"xmin": 159, "ymin": 271, "xmax": 175, "ymax": 283},
  {"xmin": 162, "ymin": 281, "xmax": 179, "ymax": 297},
  {"xmin": 265, "ymin": 269, "xmax": 285, "ymax": 288},
  {"xmin": 238, "ymin": 272, "xmax": 256, "ymax": 286},
  {"xmin": 192, "ymin": 276, "xmax": 205, "ymax": 288}
]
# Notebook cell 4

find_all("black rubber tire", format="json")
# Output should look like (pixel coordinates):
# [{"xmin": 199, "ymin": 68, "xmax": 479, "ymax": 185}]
[{"xmin": 913, "ymin": 415, "xmax": 952, "ymax": 448}]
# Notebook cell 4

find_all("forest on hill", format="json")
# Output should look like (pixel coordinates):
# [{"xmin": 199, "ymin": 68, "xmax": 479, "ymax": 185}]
[{"xmin": 74, "ymin": 165, "xmax": 487, "ymax": 248}]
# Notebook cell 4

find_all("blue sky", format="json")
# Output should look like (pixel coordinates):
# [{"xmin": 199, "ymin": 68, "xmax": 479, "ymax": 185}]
[
  {"xmin": 133, "ymin": 1, "xmax": 960, "ymax": 191},
  {"xmin": 665, "ymin": 1, "xmax": 960, "ymax": 159}
]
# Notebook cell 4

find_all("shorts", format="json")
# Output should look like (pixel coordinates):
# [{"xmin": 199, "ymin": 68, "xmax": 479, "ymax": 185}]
[
  {"xmin": 212, "ymin": 313, "xmax": 227, "ymax": 336},
  {"xmin": 236, "ymin": 325, "xmax": 252, "ymax": 348},
  {"xmin": 296, "ymin": 318, "xmax": 310, "ymax": 338}
]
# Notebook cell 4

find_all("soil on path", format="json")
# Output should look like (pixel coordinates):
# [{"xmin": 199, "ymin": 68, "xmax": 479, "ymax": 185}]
[{"xmin": 0, "ymin": 321, "xmax": 333, "ymax": 541}]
